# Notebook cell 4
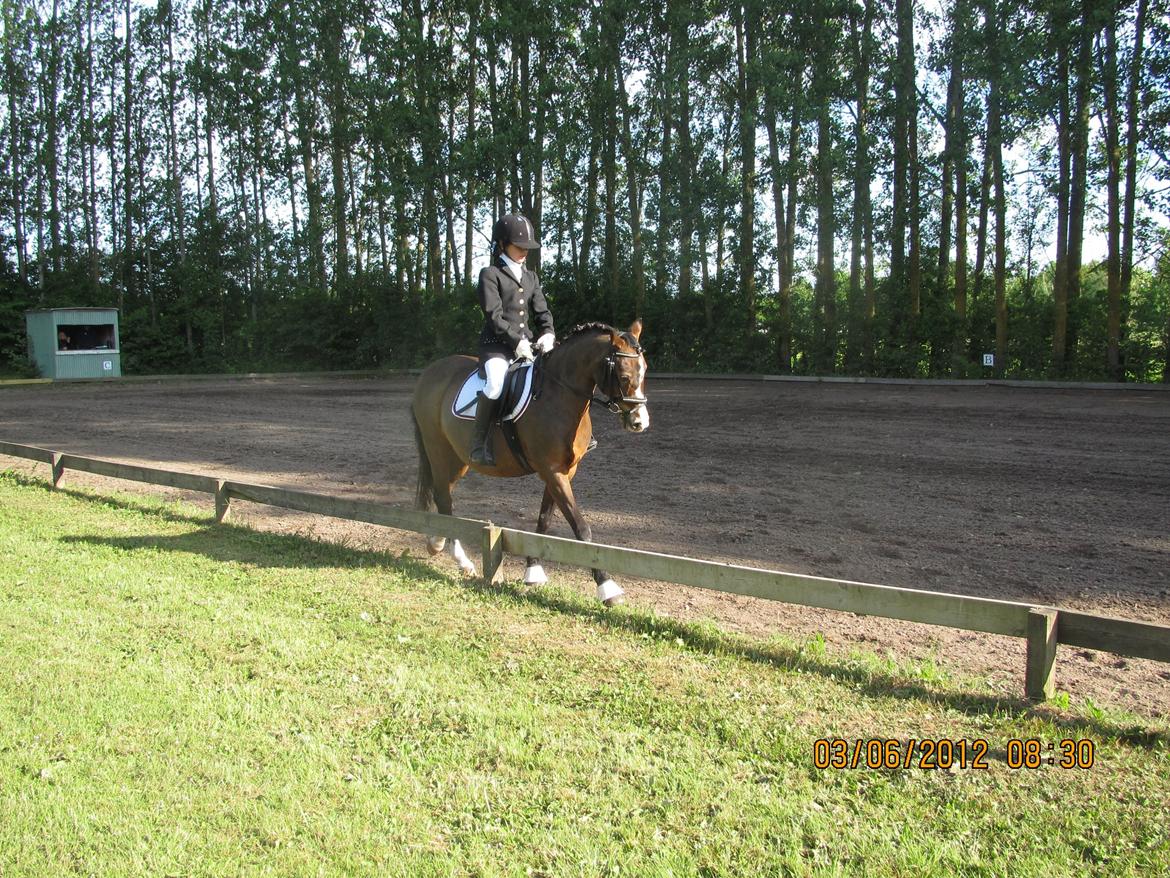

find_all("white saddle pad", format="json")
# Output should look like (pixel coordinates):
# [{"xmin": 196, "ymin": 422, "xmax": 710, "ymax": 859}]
[{"xmin": 452, "ymin": 362, "xmax": 535, "ymax": 422}]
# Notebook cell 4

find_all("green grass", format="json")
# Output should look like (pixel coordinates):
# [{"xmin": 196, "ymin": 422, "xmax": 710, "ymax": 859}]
[{"xmin": 0, "ymin": 471, "xmax": 1167, "ymax": 878}]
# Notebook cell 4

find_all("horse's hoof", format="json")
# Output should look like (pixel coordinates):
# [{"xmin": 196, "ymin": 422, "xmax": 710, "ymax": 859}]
[
  {"xmin": 426, "ymin": 536, "xmax": 447, "ymax": 556},
  {"xmin": 596, "ymin": 579, "xmax": 624, "ymax": 605},
  {"xmin": 602, "ymin": 595, "xmax": 624, "ymax": 608},
  {"xmin": 524, "ymin": 564, "xmax": 548, "ymax": 585},
  {"xmin": 450, "ymin": 540, "xmax": 476, "ymax": 577}
]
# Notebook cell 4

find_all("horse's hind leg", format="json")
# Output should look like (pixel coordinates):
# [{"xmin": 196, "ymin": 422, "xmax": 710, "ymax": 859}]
[
  {"xmin": 524, "ymin": 486, "xmax": 557, "ymax": 585},
  {"xmin": 432, "ymin": 458, "xmax": 477, "ymax": 577},
  {"xmin": 420, "ymin": 436, "xmax": 474, "ymax": 575}
]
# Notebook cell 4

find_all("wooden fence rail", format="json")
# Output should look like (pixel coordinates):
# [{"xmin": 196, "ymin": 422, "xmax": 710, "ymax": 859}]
[{"xmin": 3, "ymin": 439, "xmax": 1167, "ymax": 703}]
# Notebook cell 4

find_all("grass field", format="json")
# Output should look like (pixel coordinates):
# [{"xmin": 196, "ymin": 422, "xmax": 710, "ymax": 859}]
[{"xmin": 0, "ymin": 470, "xmax": 1167, "ymax": 877}]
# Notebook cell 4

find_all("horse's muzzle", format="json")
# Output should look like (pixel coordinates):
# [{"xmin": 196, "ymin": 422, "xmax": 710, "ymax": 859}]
[{"xmin": 623, "ymin": 404, "xmax": 650, "ymax": 433}]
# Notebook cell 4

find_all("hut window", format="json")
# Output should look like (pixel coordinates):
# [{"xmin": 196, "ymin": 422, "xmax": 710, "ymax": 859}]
[{"xmin": 58, "ymin": 323, "xmax": 116, "ymax": 351}]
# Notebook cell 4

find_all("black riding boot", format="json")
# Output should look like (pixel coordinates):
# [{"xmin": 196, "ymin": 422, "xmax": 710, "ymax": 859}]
[{"xmin": 469, "ymin": 392, "xmax": 500, "ymax": 466}]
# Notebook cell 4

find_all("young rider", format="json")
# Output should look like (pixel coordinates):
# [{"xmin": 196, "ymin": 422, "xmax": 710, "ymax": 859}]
[{"xmin": 470, "ymin": 213, "xmax": 555, "ymax": 466}]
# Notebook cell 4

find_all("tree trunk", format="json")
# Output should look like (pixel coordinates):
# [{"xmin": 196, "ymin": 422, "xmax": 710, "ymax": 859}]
[
  {"xmin": 293, "ymin": 68, "xmax": 324, "ymax": 293},
  {"xmin": 4, "ymin": 0, "xmax": 29, "ymax": 285},
  {"xmin": 972, "ymin": 126, "xmax": 991, "ymax": 312},
  {"xmin": 812, "ymin": 2, "xmax": 835, "ymax": 371},
  {"xmin": 85, "ymin": 0, "xmax": 98, "ymax": 292},
  {"xmin": 848, "ymin": 0, "xmax": 873, "ymax": 370},
  {"xmin": 954, "ymin": 124, "xmax": 969, "ymax": 375},
  {"xmin": 765, "ymin": 100, "xmax": 787, "ymax": 349},
  {"xmin": 655, "ymin": 41, "xmax": 672, "ymax": 300},
  {"xmin": 45, "ymin": 0, "xmax": 62, "ymax": 273},
  {"xmin": 283, "ymin": 108, "xmax": 303, "ymax": 285},
  {"xmin": 673, "ymin": 10, "xmax": 694, "ymax": 303},
  {"xmin": 988, "ymin": 0, "xmax": 1007, "ymax": 373},
  {"xmin": 1103, "ymin": 15, "xmax": 1122, "ymax": 380},
  {"xmin": 123, "ymin": 0, "xmax": 134, "ymax": 308},
  {"xmin": 108, "ymin": 0, "xmax": 119, "ymax": 305},
  {"xmin": 618, "ymin": 55, "xmax": 646, "ymax": 316},
  {"xmin": 891, "ymin": 0, "xmax": 913, "ymax": 298},
  {"xmin": 464, "ymin": 7, "xmax": 478, "ymax": 283},
  {"xmin": 735, "ymin": 3, "xmax": 758, "ymax": 328},
  {"xmin": 531, "ymin": 46, "xmax": 547, "ymax": 277},
  {"xmin": 165, "ymin": 0, "xmax": 186, "ymax": 276},
  {"xmin": 488, "ymin": 39, "xmax": 504, "ymax": 217},
  {"xmin": 1064, "ymin": 1, "xmax": 1093, "ymax": 374},
  {"xmin": 1121, "ymin": 0, "xmax": 1148, "ymax": 379},
  {"xmin": 778, "ymin": 106, "xmax": 801, "ymax": 372},
  {"xmin": 327, "ymin": 14, "xmax": 349, "ymax": 292},
  {"xmin": 1051, "ymin": 17, "xmax": 1071, "ymax": 374},
  {"xmin": 604, "ymin": 55, "xmax": 619, "ymax": 315},
  {"xmin": 948, "ymin": 0, "xmax": 968, "ymax": 375},
  {"xmin": 579, "ymin": 133, "xmax": 600, "ymax": 293}
]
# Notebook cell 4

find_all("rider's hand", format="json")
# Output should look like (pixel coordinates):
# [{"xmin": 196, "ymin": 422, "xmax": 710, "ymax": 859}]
[
  {"xmin": 514, "ymin": 338, "xmax": 535, "ymax": 361},
  {"xmin": 534, "ymin": 332, "xmax": 556, "ymax": 354}
]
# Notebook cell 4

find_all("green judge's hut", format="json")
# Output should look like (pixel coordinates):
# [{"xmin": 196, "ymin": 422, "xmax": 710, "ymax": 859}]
[{"xmin": 25, "ymin": 308, "xmax": 121, "ymax": 380}]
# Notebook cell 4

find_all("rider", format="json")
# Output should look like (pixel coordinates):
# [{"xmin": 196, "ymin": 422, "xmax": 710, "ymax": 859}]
[{"xmin": 470, "ymin": 213, "xmax": 556, "ymax": 466}]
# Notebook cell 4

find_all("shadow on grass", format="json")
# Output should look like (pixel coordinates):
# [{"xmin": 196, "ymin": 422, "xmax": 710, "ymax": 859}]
[
  {"xmin": 26, "ymin": 477, "xmax": 213, "ymax": 526},
  {"xmin": 12, "ymin": 469, "xmax": 1168, "ymax": 748},
  {"xmin": 467, "ymin": 578, "xmax": 1169, "ymax": 751}
]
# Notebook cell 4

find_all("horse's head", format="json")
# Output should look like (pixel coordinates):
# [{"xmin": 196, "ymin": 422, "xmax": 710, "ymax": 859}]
[{"xmin": 598, "ymin": 319, "xmax": 650, "ymax": 433}]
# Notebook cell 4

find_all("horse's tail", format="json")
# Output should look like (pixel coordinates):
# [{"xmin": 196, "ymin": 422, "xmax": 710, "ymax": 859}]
[{"xmin": 412, "ymin": 409, "xmax": 435, "ymax": 512}]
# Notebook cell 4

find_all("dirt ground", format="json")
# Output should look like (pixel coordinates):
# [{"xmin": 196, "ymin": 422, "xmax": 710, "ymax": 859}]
[{"xmin": 2, "ymin": 374, "xmax": 1168, "ymax": 720}]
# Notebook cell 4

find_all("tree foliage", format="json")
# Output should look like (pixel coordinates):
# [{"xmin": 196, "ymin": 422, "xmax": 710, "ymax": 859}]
[{"xmin": 1, "ymin": 0, "xmax": 1168, "ymax": 380}]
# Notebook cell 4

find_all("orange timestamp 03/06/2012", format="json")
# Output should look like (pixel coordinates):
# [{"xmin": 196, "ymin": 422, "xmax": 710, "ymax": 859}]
[{"xmin": 812, "ymin": 738, "xmax": 1096, "ymax": 771}]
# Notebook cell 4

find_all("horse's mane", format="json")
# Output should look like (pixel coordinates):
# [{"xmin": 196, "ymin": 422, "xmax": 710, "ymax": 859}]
[{"xmin": 563, "ymin": 321, "xmax": 617, "ymax": 340}]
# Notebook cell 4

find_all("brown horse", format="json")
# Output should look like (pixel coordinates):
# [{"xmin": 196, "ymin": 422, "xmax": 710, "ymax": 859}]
[{"xmin": 410, "ymin": 320, "xmax": 649, "ymax": 605}]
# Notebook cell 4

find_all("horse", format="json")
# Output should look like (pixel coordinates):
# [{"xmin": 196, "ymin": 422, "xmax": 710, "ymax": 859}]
[{"xmin": 410, "ymin": 319, "xmax": 649, "ymax": 606}]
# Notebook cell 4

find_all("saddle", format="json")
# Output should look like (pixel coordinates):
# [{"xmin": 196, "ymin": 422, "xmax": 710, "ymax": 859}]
[
  {"xmin": 452, "ymin": 359, "xmax": 535, "ymax": 423},
  {"xmin": 454, "ymin": 359, "xmax": 538, "ymax": 472}
]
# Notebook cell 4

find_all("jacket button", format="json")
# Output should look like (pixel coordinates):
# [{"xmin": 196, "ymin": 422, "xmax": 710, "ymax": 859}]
[{"xmin": 519, "ymin": 298, "xmax": 524, "ymax": 304}]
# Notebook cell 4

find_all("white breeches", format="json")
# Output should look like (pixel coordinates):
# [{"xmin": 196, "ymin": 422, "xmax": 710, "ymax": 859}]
[{"xmin": 482, "ymin": 358, "xmax": 508, "ymax": 400}]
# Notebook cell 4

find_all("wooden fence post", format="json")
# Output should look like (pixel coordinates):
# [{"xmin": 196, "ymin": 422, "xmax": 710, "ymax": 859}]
[
  {"xmin": 1025, "ymin": 608, "xmax": 1059, "ymax": 702},
  {"xmin": 482, "ymin": 524, "xmax": 504, "ymax": 584},
  {"xmin": 215, "ymin": 480, "xmax": 231, "ymax": 523},
  {"xmin": 51, "ymin": 452, "xmax": 65, "ymax": 489}
]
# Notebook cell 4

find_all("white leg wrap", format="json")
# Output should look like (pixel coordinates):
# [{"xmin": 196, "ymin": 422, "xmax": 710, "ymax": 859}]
[
  {"xmin": 596, "ymin": 579, "xmax": 624, "ymax": 604},
  {"xmin": 426, "ymin": 536, "xmax": 447, "ymax": 556},
  {"xmin": 451, "ymin": 540, "xmax": 477, "ymax": 576},
  {"xmin": 524, "ymin": 564, "xmax": 548, "ymax": 585}
]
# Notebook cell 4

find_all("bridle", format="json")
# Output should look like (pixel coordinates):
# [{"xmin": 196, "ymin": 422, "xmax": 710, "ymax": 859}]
[
  {"xmin": 592, "ymin": 337, "xmax": 648, "ymax": 414},
  {"xmin": 537, "ymin": 334, "xmax": 648, "ymax": 415}
]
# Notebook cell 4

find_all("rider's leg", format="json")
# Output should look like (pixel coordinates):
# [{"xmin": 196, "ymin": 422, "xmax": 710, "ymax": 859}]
[{"xmin": 470, "ymin": 356, "xmax": 507, "ymax": 466}]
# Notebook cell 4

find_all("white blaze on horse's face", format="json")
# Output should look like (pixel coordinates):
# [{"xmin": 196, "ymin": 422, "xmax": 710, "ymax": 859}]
[{"xmin": 624, "ymin": 352, "xmax": 650, "ymax": 433}]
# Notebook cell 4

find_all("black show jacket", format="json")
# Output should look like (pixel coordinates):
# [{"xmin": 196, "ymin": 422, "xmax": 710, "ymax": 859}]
[{"xmin": 477, "ymin": 257, "xmax": 554, "ymax": 351}]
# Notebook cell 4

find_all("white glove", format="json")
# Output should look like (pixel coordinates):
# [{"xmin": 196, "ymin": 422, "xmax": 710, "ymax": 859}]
[
  {"xmin": 534, "ymin": 332, "xmax": 556, "ymax": 354},
  {"xmin": 514, "ymin": 338, "xmax": 535, "ymax": 361}
]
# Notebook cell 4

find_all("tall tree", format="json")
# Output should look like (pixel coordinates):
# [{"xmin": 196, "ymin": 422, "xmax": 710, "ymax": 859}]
[{"xmin": 735, "ymin": 0, "xmax": 758, "ymax": 327}]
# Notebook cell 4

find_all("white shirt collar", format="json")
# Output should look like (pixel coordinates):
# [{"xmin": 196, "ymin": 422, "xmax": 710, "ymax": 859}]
[{"xmin": 500, "ymin": 251, "xmax": 525, "ymax": 282}]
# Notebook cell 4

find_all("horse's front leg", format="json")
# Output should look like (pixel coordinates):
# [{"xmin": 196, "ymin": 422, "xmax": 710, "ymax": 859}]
[
  {"xmin": 523, "ymin": 486, "xmax": 557, "ymax": 585},
  {"xmin": 541, "ymin": 471, "xmax": 624, "ymax": 607}
]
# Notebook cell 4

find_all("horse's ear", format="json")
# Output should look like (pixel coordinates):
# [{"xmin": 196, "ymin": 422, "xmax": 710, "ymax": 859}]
[{"xmin": 628, "ymin": 318, "xmax": 643, "ymax": 341}]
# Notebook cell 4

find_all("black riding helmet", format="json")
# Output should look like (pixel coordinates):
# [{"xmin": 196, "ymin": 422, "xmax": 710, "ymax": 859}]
[{"xmin": 492, "ymin": 213, "xmax": 540, "ymax": 250}]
